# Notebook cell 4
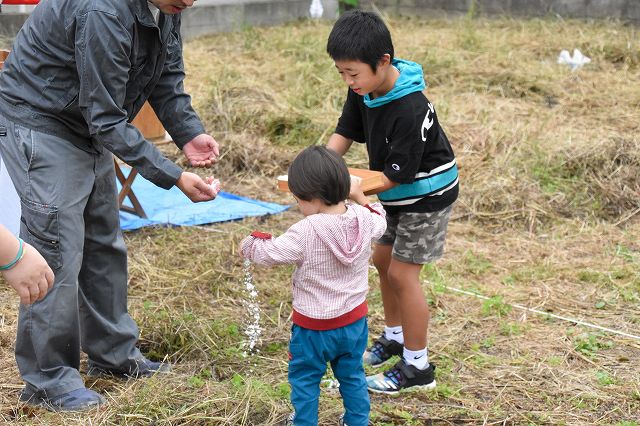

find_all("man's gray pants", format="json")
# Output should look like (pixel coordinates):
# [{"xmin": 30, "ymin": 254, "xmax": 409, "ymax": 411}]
[{"xmin": 0, "ymin": 114, "xmax": 144, "ymax": 399}]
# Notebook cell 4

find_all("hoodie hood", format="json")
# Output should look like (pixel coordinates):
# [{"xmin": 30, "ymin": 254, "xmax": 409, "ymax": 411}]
[
  {"xmin": 306, "ymin": 204, "xmax": 374, "ymax": 265},
  {"xmin": 364, "ymin": 58, "xmax": 427, "ymax": 108}
]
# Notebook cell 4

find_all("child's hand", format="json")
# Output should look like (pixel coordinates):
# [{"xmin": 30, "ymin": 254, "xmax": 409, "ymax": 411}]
[
  {"xmin": 349, "ymin": 176, "xmax": 369, "ymax": 205},
  {"xmin": 3, "ymin": 242, "xmax": 55, "ymax": 305},
  {"xmin": 240, "ymin": 232, "xmax": 272, "ymax": 258}
]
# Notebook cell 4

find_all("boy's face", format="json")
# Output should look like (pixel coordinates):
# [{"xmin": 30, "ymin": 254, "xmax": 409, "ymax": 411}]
[{"xmin": 334, "ymin": 55, "xmax": 392, "ymax": 97}]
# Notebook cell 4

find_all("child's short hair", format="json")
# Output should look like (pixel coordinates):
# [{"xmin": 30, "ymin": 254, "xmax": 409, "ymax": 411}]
[
  {"xmin": 326, "ymin": 10, "xmax": 394, "ymax": 73},
  {"xmin": 288, "ymin": 146, "xmax": 350, "ymax": 205}
]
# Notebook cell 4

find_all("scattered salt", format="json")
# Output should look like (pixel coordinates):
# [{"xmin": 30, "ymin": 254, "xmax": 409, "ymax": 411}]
[{"xmin": 241, "ymin": 259, "xmax": 262, "ymax": 357}]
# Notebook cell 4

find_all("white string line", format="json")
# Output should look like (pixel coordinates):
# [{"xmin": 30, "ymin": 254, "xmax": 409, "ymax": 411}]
[{"xmin": 442, "ymin": 285, "xmax": 640, "ymax": 341}]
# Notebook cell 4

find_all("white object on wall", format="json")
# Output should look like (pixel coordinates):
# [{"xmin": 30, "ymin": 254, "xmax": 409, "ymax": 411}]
[{"xmin": 309, "ymin": 0, "xmax": 323, "ymax": 19}]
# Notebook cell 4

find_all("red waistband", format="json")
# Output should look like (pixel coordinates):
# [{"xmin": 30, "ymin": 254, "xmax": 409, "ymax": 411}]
[{"xmin": 292, "ymin": 301, "xmax": 368, "ymax": 331}]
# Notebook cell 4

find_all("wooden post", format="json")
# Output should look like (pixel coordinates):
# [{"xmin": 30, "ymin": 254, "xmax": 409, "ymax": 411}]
[
  {"xmin": 131, "ymin": 102, "xmax": 172, "ymax": 144},
  {"xmin": 0, "ymin": 50, "xmax": 10, "ymax": 69}
]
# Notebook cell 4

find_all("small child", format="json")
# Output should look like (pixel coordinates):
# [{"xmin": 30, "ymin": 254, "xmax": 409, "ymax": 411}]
[
  {"xmin": 326, "ymin": 10, "xmax": 459, "ymax": 394},
  {"xmin": 241, "ymin": 146, "xmax": 386, "ymax": 426}
]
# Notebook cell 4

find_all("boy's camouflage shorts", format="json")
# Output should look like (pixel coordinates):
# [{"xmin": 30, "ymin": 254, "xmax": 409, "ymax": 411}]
[{"xmin": 377, "ymin": 204, "xmax": 454, "ymax": 264}]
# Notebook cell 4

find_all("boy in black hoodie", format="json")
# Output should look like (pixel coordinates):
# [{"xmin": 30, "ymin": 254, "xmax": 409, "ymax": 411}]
[{"xmin": 326, "ymin": 10, "xmax": 459, "ymax": 394}]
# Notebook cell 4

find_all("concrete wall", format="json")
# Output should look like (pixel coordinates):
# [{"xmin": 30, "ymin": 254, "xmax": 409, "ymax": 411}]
[
  {"xmin": 1, "ymin": 0, "xmax": 637, "ymax": 40},
  {"xmin": 0, "ymin": 11, "xmax": 29, "ymax": 37},
  {"xmin": 0, "ymin": 0, "xmax": 338, "ymax": 39},
  {"xmin": 366, "ymin": 0, "xmax": 640, "ymax": 23},
  {"xmin": 181, "ymin": 0, "xmax": 338, "ymax": 40}
]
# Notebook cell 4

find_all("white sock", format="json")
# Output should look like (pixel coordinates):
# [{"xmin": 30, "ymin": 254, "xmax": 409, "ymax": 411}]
[
  {"xmin": 384, "ymin": 325, "xmax": 404, "ymax": 344},
  {"xmin": 403, "ymin": 347, "xmax": 428, "ymax": 370}
]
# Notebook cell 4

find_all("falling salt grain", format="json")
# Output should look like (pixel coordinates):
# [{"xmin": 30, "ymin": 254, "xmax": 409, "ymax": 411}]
[{"xmin": 242, "ymin": 259, "xmax": 262, "ymax": 358}]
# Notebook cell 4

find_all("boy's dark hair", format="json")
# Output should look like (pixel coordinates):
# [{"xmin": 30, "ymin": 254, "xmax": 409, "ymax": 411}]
[
  {"xmin": 326, "ymin": 10, "xmax": 394, "ymax": 73},
  {"xmin": 288, "ymin": 146, "xmax": 350, "ymax": 205}
]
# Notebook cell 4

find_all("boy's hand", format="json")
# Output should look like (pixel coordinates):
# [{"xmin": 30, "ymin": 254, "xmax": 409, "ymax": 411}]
[
  {"xmin": 349, "ymin": 176, "xmax": 369, "ymax": 205},
  {"xmin": 183, "ymin": 134, "xmax": 220, "ymax": 167},
  {"xmin": 176, "ymin": 172, "xmax": 217, "ymax": 202}
]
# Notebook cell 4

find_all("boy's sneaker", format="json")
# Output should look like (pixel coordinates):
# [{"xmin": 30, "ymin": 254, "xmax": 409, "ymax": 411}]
[
  {"xmin": 362, "ymin": 335, "xmax": 403, "ymax": 367},
  {"xmin": 366, "ymin": 359, "xmax": 436, "ymax": 394},
  {"xmin": 19, "ymin": 387, "xmax": 105, "ymax": 412},
  {"xmin": 87, "ymin": 357, "xmax": 170, "ymax": 378}
]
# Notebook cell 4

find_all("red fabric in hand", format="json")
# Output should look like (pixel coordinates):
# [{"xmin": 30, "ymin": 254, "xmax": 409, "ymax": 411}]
[{"xmin": 250, "ymin": 231, "xmax": 273, "ymax": 240}]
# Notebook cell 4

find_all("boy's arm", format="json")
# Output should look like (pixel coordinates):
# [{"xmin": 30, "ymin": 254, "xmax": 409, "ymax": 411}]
[
  {"xmin": 332, "ymin": 89, "xmax": 365, "ymax": 153},
  {"xmin": 327, "ymin": 133, "xmax": 353, "ymax": 156},
  {"xmin": 240, "ymin": 222, "xmax": 306, "ymax": 266},
  {"xmin": 365, "ymin": 174, "xmax": 398, "ymax": 196}
]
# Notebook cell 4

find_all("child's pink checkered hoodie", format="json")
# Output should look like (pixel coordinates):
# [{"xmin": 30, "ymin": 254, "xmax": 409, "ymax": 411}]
[{"xmin": 241, "ymin": 203, "xmax": 387, "ymax": 330}]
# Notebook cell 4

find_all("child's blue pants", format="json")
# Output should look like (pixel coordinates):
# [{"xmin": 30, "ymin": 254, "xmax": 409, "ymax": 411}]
[{"xmin": 288, "ymin": 317, "xmax": 369, "ymax": 426}]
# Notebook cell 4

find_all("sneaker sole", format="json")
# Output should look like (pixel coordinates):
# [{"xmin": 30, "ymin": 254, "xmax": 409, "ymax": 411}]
[{"xmin": 368, "ymin": 380, "xmax": 436, "ymax": 395}]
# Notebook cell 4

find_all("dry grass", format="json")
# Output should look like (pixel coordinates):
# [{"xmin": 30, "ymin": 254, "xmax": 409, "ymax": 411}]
[
  {"xmin": 1, "ymin": 15, "xmax": 639, "ymax": 425},
  {"xmin": 0, "ymin": 36, "xmax": 11, "ymax": 50}
]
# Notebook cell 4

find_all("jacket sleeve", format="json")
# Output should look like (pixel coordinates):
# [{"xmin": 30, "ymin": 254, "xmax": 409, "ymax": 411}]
[
  {"xmin": 240, "ymin": 221, "xmax": 306, "ymax": 266},
  {"xmin": 148, "ymin": 16, "xmax": 206, "ymax": 149},
  {"xmin": 74, "ymin": 11, "xmax": 182, "ymax": 189}
]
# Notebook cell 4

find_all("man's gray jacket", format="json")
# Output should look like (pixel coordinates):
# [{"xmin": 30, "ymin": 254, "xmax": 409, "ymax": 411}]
[{"xmin": 0, "ymin": 0, "xmax": 205, "ymax": 188}]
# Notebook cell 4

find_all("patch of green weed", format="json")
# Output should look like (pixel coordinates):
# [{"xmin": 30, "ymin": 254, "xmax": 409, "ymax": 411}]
[
  {"xmin": 463, "ymin": 251, "xmax": 493, "ymax": 275},
  {"xmin": 573, "ymin": 332, "xmax": 614, "ymax": 357},
  {"xmin": 500, "ymin": 321, "xmax": 526, "ymax": 336},
  {"xmin": 595, "ymin": 370, "xmax": 616, "ymax": 386},
  {"xmin": 481, "ymin": 295, "xmax": 512, "ymax": 317}
]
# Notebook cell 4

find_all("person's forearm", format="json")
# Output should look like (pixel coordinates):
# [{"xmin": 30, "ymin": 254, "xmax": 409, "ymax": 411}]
[
  {"xmin": 0, "ymin": 225, "xmax": 20, "ymax": 266},
  {"xmin": 327, "ymin": 133, "xmax": 352, "ymax": 156},
  {"xmin": 364, "ymin": 173, "xmax": 398, "ymax": 196}
]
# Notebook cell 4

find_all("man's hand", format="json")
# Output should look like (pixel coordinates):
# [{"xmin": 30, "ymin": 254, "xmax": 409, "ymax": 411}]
[
  {"xmin": 183, "ymin": 134, "xmax": 220, "ymax": 167},
  {"xmin": 176, "ymin": 172, "xmax": 217, "ymax": 202}
]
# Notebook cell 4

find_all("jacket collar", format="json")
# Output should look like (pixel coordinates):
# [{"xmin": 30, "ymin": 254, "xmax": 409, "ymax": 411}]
[
  {"xmin": 134, "ymin": 0, "xmax": 172, "ymax": 44},
  {"xmin": 134, "ymin": 0, "xmax": 159, "ymax": 28}
]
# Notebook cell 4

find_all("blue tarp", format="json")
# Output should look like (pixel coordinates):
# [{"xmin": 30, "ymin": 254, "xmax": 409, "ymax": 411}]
[{"xmin": 117, "ymin": 166, "xmax": 290, "ymax": 231}]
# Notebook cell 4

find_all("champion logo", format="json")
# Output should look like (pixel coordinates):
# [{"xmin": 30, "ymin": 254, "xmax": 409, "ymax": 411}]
[
  {"xmin": 392, "ymin": 164, "xmax": 400, "ymax": 171},
  {"xmin": 421, "ymin": 102, "xmax": 435, "ymax": 142},
  {"xmin": 385, "ymin": 137, "xmax": 389, "ymax": 144}
]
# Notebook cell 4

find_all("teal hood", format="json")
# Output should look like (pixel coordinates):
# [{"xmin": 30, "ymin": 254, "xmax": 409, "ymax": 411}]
[{"xmin": 363, "ymin": 59, "xmax": 427, "ymax": 108}]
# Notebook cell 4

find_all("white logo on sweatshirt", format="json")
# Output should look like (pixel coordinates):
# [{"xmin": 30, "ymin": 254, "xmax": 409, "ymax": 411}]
[{"xmin": 421, "ymin": 103, "xmax": 435, "ymax": 142}]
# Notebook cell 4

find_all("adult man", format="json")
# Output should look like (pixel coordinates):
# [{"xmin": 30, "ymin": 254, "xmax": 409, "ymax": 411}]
[{"xmin": 0, "ymin": 0, "xmax": 216, "ymax": 411}]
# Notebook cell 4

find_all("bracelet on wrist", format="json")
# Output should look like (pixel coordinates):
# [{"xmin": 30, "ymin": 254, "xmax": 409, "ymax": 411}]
[{"xmin": 0, "ymin": 237, "xmax": 25, "ymax": 271}]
